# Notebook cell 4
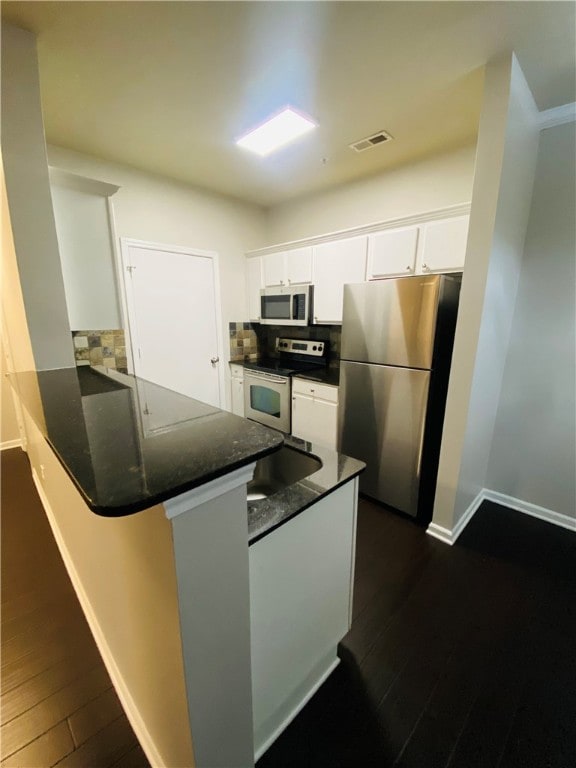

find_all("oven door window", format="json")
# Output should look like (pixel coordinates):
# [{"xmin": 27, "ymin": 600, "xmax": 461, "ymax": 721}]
[
  {"xmin": 261, "ymin": 295, "xmax": 291, "ymax": 321},
  {"xmin": 250, "ymin": 385, "xmax": 281, "ymax": 418}
]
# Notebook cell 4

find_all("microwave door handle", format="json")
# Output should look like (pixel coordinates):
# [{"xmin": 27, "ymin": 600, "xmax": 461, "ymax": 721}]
[{"xmin": 293, "ymin": 294, "xmax": 298, "ymax": 320}]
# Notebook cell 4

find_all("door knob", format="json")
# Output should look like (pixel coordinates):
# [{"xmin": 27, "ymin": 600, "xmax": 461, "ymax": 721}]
[{"xmin": 210, "ymin": 356, "xmax": 219, "ymax": 366}]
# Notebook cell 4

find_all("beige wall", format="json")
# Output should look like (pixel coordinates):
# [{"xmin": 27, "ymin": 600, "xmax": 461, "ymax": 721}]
[
  {"xmin": 47, "ymin": 145, "xmax": 267, "ymax": 339},
  {"xmin": 1, "ymin": 336, "xmax": 21, "ymax": 447},
  {"xmin": 1, "ymin": 25, "xmax": 74, "ymax": 370},
  {"xmin": 487, "ymin": 120, "xmax": 576, "ymax": 518},
  {"xmin": 21, "ymin": 409, "xmax": 194, "ymax": 767},
  {"xmin": 1, "ymin": 162, "xmax": 39, "ymax": 445},
  {"xmin": 432, "ymin": 55, "xmax": 541, "ymax": 533},
  {"xmin": 265, "ymin": 143, "xmax": 476, "ymax": 245}
]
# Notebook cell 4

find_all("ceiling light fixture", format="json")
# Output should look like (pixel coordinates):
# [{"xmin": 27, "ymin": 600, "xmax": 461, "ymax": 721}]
[{"xmin": 236, "ymin": 107, "xmax": 317, "ymax": 157}]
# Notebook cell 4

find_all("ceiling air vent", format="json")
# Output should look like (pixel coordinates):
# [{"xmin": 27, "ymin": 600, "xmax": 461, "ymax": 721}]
[{"xmin": 349, "ymin": 130, "xmax": 393, "ymax": 153}]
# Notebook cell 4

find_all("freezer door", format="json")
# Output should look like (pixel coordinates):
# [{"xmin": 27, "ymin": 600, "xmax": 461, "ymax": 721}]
[
  {"xmin": 338, "ymin": 361, "xmax": 430, "ymax": 516},
  {"xmin": 341, "ymin": 276, "xmax": 441, "ymax": 369}
]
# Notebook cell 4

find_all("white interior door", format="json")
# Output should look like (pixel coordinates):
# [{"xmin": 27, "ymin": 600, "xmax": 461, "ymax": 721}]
[{"xmin": 121, "ymin": 239, "xmax": 222, "ymax": 407}]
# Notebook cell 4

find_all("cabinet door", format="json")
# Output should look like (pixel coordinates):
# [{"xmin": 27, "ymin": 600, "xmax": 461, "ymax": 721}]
[
  {"xmin": 262, "ymin": 251, "xmax": 286, "ymax": 287},
  {"xmin": 291, "ymin": 392, "xmax": 316, "ymax": 442},
  {"xmin": 285, "ymin": 246, "xmax": 313, "ymax": 285},
  {"xmin": 309, "ymin": 399, "xmax": 338, "ymax": 449},
  {"xmin": 292, "ymin": 393, "xmax": 338, "ymax": 449},
  {"xmin": 312, "ymin": 237, "xmax": 368, "ymax": 324},
  {"xmin": 419, "ymin": 216, "xmax": 469, "ymax": 273},
  {"xmin": 231, "ymin": 377, "xmax": 245, "ymax": 417},
  {"xmin": 246, "ymin": 256, "xmax": 263, "ymax": 321},
  {"xmin": 367, "ymin": 227, "xmax": 419, "ymax": 279}
]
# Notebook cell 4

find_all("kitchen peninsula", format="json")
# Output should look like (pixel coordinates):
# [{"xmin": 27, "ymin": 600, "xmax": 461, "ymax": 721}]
[{"xmin": 12, "ymin": 364, "xmax": 364, "ymax": 767}]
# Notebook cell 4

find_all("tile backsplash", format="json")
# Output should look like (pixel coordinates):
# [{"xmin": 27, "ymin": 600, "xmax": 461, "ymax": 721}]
[
  {"xmin": 72, "ymin": 330, "xmax": 128, "ymax": 372},
  {"xmin": 229, "ymin": 322, "xmax": 341, "ymax": 365},
  {"xmin": 229, "ymin": 322, "xmax": 259, "ymax": 362}
]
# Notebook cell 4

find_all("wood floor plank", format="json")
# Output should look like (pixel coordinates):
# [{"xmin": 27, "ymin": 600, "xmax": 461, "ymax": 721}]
[
  {"xmin": 394, "ymin": 562, "xmax": 537, "ymax": 768},
  {"xmin": 1, "ymin": 665, "xmax": 112, "ymax": 759},
  {"xmin": 0, "ymin": 721, "xmax": 74, "ymax": 768},
  {"xmin": 53, "ymin": 717, "xmax": 139, "ymax": 768},
  {"xmin": 1, "ymin": 655, "xmax": 104, "ymax": 725},
  {"xmin": 258, "ymin": 497, "xmax": 576, "ymax": 768},
  {"xmin": 1, "ymin": 613, "xmax": 94, "ymax": 671},
  {"xmin": 1, "ymin": 449, "xmax": 150, "ymax": 768},
  {"xmin": 497, "ymin": 621, "xmax": 576, "ymax": 768},
  {"xmin": 110, "ymin": 743, "xmax": 151, "ymax": 768},
  {"xmin": 68, "ymin": 687, "xmax": 124, "ymax": 748},
  {"xmin": 1, "ymin": 631, "xmax": 105, "ymax": 696}
]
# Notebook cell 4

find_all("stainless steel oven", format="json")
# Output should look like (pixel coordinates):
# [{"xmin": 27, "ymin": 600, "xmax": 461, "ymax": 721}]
[
  {"xmin": 244, "ymin": 369, "xmax": 291, "ymax": 433},
  {"xmin": 243, "ymin": 337, "xmax": 327, "ymax": 434}
]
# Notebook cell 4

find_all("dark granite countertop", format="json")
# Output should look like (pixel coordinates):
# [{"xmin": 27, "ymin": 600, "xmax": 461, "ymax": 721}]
[
  {"xmin": 248, "ymin": 434, "xmax": 364, "ymax": 544},
  {"xmin": 12, "ymin": 366, "xmax": 284, "ymax": 516},
  {"xmin": 293, "ymin": 365, "xmax": 340, "ymax": 387}
]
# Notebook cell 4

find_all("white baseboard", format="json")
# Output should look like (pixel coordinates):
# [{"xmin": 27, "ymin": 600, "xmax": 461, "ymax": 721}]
[
  {"xmin": 1, "ymin": 438, "xmax": 22, "ymax": 451},
  {"xmin": 482, "ymin": 489, "xmax": 576, "ymax": 534},
  {"xmin": 31, "ymin": 469, "xmax": 164, "ymax": 768},
  {"xmin": 427, "ymin": 488, "xmax": 575, "ymax": 545},
  {"xmin": 427, "ymin": 489, "xmax": 484, "ymax": 545}
]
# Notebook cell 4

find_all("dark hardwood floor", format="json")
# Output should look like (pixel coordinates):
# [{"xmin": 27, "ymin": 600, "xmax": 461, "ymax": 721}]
[
  {"xmin": 2, "ymin": 446, "xmax": 575, "ymax": 768},
  {"xmin": 258, "ymin": 497, "xmax": 576, "ymax": 768},
  {"xmin": 1, "ymin": 448, "xmax": 149, "ymax": 768}
]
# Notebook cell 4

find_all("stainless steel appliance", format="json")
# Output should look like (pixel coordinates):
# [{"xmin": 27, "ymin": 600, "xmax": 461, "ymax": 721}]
[
  {"xmin": 244, "ymin": 337, "xmax": 326, "ymax": 433},
  {"xmin": 259, "ymin": 285, "xmax": 312, "ymax": 326},
  {"xmin": 338, "ymin": 274, "xmax": 460, "ymax": 520}
]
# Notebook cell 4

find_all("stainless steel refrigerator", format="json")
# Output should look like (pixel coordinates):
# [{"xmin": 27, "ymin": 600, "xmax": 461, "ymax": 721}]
[{"xmin": 338, "ymin": 274, "xmax": 461, "ymax": 520}]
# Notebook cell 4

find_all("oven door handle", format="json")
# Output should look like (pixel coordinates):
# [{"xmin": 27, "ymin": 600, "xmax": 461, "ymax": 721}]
[{"xmin": 245, "ymin": 371, "xmax": 289, "ymax": 385}]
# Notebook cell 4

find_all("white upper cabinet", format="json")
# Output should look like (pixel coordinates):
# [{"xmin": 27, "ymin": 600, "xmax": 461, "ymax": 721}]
[
  {"xmin": 312, "ymin": 236, "xmax": 368, "ymax": 324},
  {"xmin": 262, "ymin": 247, "xmax": 313, "ymax": 287},
  {"xmin": 286, "ymin": 247, "xmax": 313, "ymax": 285},
  {"xmin": 246, "ymin": 256, "xmax": 263, "ymax": 322},
  {"xmin": 418, "ymin": 215, "xmax": 469, "ymax": 274},
  {"xmin": 367, "ymin": 226, "xmax": 420, "ymax": 279},
  {"xmin": 262, "ymin": 251, "xmax": 285, "ymax": 287},
  {"xmin": 246, "ymin": 207, "xmax": 470, "ymax": 325}
]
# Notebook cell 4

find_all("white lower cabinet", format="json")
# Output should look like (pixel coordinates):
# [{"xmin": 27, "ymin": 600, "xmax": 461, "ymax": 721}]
[
  {"xmin": 230, "ymin": 364, "xmax": 244, "ymax": 416},
  {"xmin": 291, "ymin": 378, "xmax": 338, "ymax": 449},
  {"xmin": 249, "ymin": 479, "xmax": 357, "ymax": 760}
]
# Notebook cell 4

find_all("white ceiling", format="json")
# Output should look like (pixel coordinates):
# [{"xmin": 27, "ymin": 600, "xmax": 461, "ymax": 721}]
[{"xmin": 2, "ymin": 1, "xmax": 575, "ymax": 208}]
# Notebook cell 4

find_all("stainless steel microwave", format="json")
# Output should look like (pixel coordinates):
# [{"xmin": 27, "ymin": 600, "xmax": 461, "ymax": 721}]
[{"xmin": 259, "ymin": 285, "xmax": 312, "ymax": 326}]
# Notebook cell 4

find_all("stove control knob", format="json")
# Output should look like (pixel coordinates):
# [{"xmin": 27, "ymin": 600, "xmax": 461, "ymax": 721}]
[{"xmin": 312, "ymin": 345, "xmax": 317, "ymax": 351}]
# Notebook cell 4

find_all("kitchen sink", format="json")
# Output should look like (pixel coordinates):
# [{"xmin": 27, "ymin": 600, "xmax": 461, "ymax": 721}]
[{"xmin": 247, "ymin": 446, "xmax": 321, "ymax": 501}]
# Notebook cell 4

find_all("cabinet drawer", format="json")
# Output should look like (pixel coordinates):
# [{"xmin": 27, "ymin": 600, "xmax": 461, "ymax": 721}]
[
  {"xmin": 230, "ymin": 363, "xmax": 244, "ymax": 380},
  {"xmin": 293, "ymin": 378, "xmax": 338, "ymax": 403}
]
